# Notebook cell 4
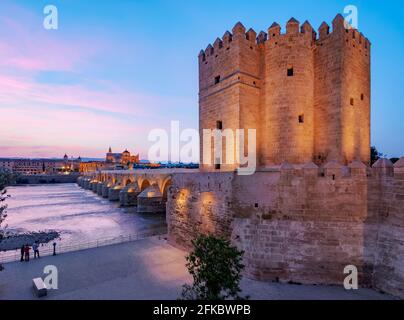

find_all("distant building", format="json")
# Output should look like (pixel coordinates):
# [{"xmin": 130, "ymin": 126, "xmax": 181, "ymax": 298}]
[
  {"xmin": 79, "ymin": 161, "xmax": 110, "ymax": 173},
  {"xmin": 0, "ymin": 159, "xmax": 14, "ymax": 172},
  {"xmin": 0, "ymin": 154, "xmax": 82, "ymax": 175},
  {"xmin": 0, "ymin": 148, "xmax": 141, "ymax": 175},
  {"xmin": 79, "ymin": 147, "xmax": 140, "ymax": 173},
  {"xmin": 106, "ymin": 147, "xmax": 139, "ymax": 167}
]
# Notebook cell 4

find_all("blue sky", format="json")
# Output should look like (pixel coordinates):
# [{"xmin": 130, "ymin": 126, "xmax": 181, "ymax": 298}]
[{"xmin": 0, "ymin": 0, "xmax": 402, "ymax": 159}]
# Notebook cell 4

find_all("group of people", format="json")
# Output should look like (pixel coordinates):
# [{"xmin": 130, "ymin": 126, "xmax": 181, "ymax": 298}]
[{"xmin": 20, "ymin": 241, "xmax": 40, "ymax": 262}]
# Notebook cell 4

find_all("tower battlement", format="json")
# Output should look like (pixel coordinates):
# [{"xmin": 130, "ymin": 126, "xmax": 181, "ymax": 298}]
[
  {"xmin": 198, "ymin": 14, "xmax": 371, "ymax": 169},
  {"xmin": 199, "ymin": 15, "xmax": 371, "ymax": 60}
]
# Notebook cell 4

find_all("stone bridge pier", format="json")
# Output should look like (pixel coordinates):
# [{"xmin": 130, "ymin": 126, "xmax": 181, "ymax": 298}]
[{"xmin": 77, "ymin": 169, "xmax": 196, "ymax": 214}]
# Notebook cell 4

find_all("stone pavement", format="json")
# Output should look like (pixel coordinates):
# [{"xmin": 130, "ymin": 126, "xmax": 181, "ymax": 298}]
[{"xmin": 0, "ymin": 237, "xmax": 394, "ymax": 300}]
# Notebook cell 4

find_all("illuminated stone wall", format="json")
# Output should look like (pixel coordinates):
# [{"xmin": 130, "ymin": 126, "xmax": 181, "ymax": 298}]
[
  {"xmin": 166, "ymin": 160, "xmax": 404, "ymax": 298},
  {"xmin": 167, "ymin": 172, "xmax": 234, "ymax": 247},
  {"xmin": 198, "ymin": 15, "xmax": 371, "ymax": 169}
]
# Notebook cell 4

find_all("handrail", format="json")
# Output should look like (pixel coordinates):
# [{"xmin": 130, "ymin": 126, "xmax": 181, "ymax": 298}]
[{"xmin": 0, "ymin": 226, "xmax": 167, "ymax": 264}]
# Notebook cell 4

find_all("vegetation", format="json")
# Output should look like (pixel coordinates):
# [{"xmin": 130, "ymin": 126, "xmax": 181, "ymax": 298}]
[
  {"xmin": 371, "ymin": 146, "xmax": 383, "ymax": 165},
  {"xmin": 390, "ymin": 158, "xmax": 399, "ymax": 164},
  {"xmin": 0, "ymin": 170, "xmax": 14, "ymax": 271},
  {"xmin": 181, "ymin": 234, "xmax": 247, "ymax": 300},
  {"xmin": 0, "ymin": 171, "xmax": 14, "ymax": 237}
]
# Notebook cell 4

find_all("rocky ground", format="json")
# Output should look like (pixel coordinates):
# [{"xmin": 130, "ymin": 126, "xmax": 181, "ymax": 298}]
[{"xmin": 0, "ymin": 231, "xmax": 60, "ymax": 251}]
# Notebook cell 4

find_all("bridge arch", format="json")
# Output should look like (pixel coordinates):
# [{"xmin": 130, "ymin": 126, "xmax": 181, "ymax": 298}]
[
  {"xmin": 161, "ymin": 177, "xmax": 172, "ymax": 200},
  {"xmin": 140, "ymin": 179, "xmax": 151, "ymax": 191}
]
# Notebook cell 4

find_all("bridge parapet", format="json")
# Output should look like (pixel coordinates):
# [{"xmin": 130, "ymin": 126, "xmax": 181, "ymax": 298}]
[
  {"xmin": 78, "ymin": 169, "xmax": 198, "ymax": 211},
  {"xmin": 88, "ymin": 169, "xmax": 198, "ymax": 195}
]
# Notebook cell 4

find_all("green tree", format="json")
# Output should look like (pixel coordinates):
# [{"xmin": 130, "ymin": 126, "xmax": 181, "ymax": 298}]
[
  {"xmin": 181, "ymin": 234, "xmax": 246, "ymax": 300},
  {"xmin": 370, "ymin": 146, "xmax": 383, "ymax": 165}
]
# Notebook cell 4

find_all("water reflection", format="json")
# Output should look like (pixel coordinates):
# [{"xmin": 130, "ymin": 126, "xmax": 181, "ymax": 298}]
[{"xmin": 4, "ymin": 184, "xmax": 166, "ymax": 245}]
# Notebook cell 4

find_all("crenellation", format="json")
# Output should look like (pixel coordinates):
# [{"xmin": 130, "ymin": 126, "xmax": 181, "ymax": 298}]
[
  {"xmin": 246, "ymin": 28, "xmax": 257, "ymax": 42},
  {"xmin": 332, "ymin": 13, "xmax": 345, "ymax": 33},
  {"xmin": 318, "ymin": 22, "xmax": 330, "ymax": 40},
  {"xmin": 213, "ymin": 37, "xmax": 223, "ymax": 51},
  {"xmin": 301, "ymin": 20, "xmax": 316, "ymax": 40},
  {"xmin": 286, "ymin": 17, "xmax": 300, "ymax": 34},
  {"xmin": 205, "ymin": 44, "xmax": 213, "ymax": 57},
  {"xmin": 232, "ymin": 21, "xmax": 246, "ymax": 38},
  {"xmin": 198, "ymin": 50, "xmax": 205, "ymax": 62},
  {"xmin": 323, "ymin": 160, "xmax": 343, "ymax": 179},
  {"xmin": 348, "ymin": 160, "xmax": 367, "ymax": 177},
  {"xmin": 222, "ymin": 30, "xmax": 232, "ymax": 44},
  {"xmin": 257, "ymin": 31, "xmax": 267, "ymax": 44},
  {"xmin": 393, "ymin": 157, "xmax": 404, "ymax": 178},
  {"xmin": 268, "ymin": 22, "xmax": 281, "ymax": 38},
  {"xmin": 373, "ymin": 159, "xmax": 394, "ymax": 177}
]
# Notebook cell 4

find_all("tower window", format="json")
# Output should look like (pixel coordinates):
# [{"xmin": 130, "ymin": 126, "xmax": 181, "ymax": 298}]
[
  {"xmin": 298, "ymin": 114, "xmax": 304, "ymax": 123},
  {"xmin": 350, "ymin": 98, "xmax": 354, "ymax": 106},
  {"xmin": 216, "ymin": 120, "xmax": 223, "ymax": 130},
  {"xmin": 361, "ymin": 94, "xmax": 364, "ymax": 101},
  {"xmin": 215, "ymin": 163, "xmax": 221, "ymax": 170},
  {"xmin": 214, "ymin": 75, "xmax": 221, "ymax": 84},
  {"xmin": 287, "ymin": 67, "xmax": 294, "ymax": 77}
]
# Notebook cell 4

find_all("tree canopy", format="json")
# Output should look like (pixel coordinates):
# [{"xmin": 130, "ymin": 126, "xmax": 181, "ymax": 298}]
[{"xmin": 181, "ymin": 234, "xmax": 246, "ymax": 300}]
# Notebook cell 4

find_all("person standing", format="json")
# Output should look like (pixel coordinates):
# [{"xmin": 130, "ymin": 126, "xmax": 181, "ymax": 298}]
[
  {"xmin": 20, "ymin": 245, "xmax": 25, "ymax": 262},
  {"xmin": 33, "ymin": 241, "xmax": 40, "ymax": 259},
  {"xmin": 52, "ymin": 242, "xmax": 57, "ymax": 256},
  {"xmin": 24, "ymin": 244, "xmax": 30, "ymax": 262}
]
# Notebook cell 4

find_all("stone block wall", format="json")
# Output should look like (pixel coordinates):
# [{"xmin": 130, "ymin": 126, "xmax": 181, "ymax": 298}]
[
  {"xmin": 166, "ymin": 161, "xmax": 404, "ymax": 298},
  {"xmin": 199, "ymin": 15, "xmax": 371, "ymax": 169},
  {"xmin": 369, "ymin": 163, "xmax": 404, "ymax": 297},
  {"xmin": 167, "ymin": 172, "xmax": 234, "ymax": 248},
  {"xmin": 229, "ymin": 167, "xmax": 373, "ymax": 286}
]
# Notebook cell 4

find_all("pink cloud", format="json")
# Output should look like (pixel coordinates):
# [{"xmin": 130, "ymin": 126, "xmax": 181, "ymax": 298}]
[
  {"xmin": 0, "ymin": 2, "xmax": 195, "ymax": 159},
  {"xmin": 0, "ymin": 145, "xmax": 104, "ymax": 159},
  {"xmin": 0, "ymin": 106, "xmax": 151, "ymax": 158},
  {"xmin": 0, "ymin": 72, "xmax": 192, "ymax": 117}
]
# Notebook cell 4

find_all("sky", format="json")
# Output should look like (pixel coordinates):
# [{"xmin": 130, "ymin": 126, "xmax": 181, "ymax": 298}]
[{"xmin": 0, "ymin": 0, "xmax": 403, "ymax": 160}]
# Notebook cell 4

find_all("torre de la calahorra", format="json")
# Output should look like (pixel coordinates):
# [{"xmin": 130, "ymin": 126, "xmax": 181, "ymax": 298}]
[{"xmin": 80, "ymin": 14, "xmax": 404, "ymax": 298}]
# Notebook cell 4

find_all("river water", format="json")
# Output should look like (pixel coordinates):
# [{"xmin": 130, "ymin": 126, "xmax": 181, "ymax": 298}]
[{"xmin": 3, "ymin": 184, "xmax": 166, "ymax": 246}]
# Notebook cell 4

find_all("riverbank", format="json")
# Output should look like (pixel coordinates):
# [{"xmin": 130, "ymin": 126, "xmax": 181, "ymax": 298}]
[
  {"xmin": 0, "ymin": 236, "xmax": 395, "ymax": 300},
  {"xmin": 15, "ymin": 174, "xmax": 80, "ymax": 185}
]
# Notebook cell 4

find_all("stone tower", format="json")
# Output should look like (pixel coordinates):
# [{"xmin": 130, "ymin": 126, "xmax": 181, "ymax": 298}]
[
  {"xmin": 198, "ymin": 14, "xmax": 371, "ymax": 169},
  {"xmin": 198, "ymin": 22, "xmax": 261, "ymax": 171}
]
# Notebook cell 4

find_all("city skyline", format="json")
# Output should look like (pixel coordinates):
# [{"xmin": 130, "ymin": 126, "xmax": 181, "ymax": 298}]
[{"xmin": 0, "ymin": 0, "xmax": 403, "ymax": 160}]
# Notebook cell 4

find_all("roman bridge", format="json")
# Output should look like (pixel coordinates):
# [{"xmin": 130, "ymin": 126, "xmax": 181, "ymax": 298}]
[{"xmin": 77, "ymin": 169, "xmax": 198, "ymax": 213}]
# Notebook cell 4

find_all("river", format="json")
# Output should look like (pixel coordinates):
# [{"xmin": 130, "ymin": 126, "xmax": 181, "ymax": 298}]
[{"xmin": 2, "ymin": 184, "xmax": 166, "ymax": 247}]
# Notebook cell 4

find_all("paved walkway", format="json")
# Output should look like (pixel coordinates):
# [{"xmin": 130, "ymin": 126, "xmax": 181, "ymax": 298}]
[{"xmin": 0, "ymin": 237, "xmax": 394, "ymax": 300}]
